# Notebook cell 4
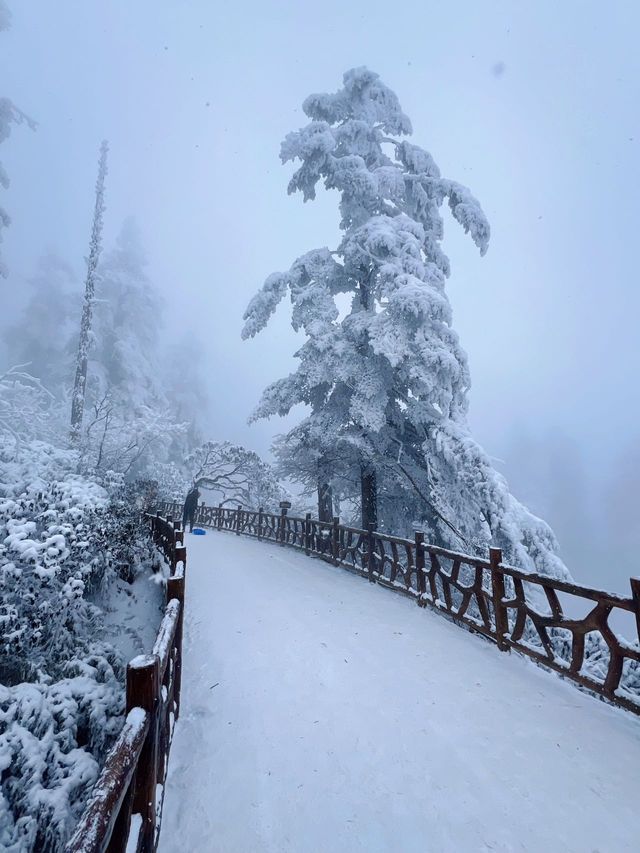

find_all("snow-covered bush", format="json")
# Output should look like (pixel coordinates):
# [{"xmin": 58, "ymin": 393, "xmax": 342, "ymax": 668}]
[
  {"xmin": 0, "ymin": 367, "xmax": 57, "ymax": 456},
  {"xmin": 0, "ymin": 662, "xmax": 123, "ymax": 851},
  {"xmin": 0, "ymin": 438, "xmax": 158, "ymax": 851}
]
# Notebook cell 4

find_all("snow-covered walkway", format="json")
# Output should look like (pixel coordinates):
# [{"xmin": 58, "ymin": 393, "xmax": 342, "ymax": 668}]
[{"xmin": 158, "ymin": 531, "xmax": 639, "ymax": 853}]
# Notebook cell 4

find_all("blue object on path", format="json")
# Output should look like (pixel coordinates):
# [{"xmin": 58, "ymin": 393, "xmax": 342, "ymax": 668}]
[{"xmin": 192, "ymin": 528, "xmax": 206, "ymax": 535}]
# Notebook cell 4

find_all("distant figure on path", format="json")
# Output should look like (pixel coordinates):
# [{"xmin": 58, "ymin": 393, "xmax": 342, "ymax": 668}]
[{"xmin": 183, "ymin": 485, "xmax": 200, "ymax": 532}]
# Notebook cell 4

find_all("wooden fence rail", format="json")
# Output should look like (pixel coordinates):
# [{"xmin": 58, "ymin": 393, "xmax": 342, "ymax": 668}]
[
  {"xmin": 66, "ymin": 513, "xmax": 187, "ymax": 853},
  {"xmin": 162, "ymin": 499, "xmax": 640, "ymax": 716}
]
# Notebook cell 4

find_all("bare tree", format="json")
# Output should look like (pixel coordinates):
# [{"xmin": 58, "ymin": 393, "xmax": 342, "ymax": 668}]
[
  {"xmin": 186, "ymin": 441, "xmax": 288, "ymax": 509},
  {"xmin": 70, "ymin": 140, "xmax": 108, "ymax": 443},
  {"xmin": 78, "ymin": 390, "xmax": 185, "ymax": 477}
]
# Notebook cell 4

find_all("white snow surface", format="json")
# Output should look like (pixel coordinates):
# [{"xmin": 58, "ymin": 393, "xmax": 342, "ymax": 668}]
[
  {"xmin": 97, "ymin": 568, "xmax": 166, "ymax": 664},
  {"xmin": 159, "ymin": 531, "xmax": 639, "ymax": 853}
]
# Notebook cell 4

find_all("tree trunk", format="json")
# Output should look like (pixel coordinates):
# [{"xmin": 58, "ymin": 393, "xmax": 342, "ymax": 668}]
[
  {"xmin": 360, "ymin": 464, "xmax": 377, "ymax": 529},
  {"xmin": 70, "ymin": 140, "xmax": 109, "ymax": 444},
  {"xmin": 357, "ymin": 269, "xmax": 378, "ymax": 530},
  {"xmin": 317, "ymin": 479, "xmax": 333, "ymax": 522}
]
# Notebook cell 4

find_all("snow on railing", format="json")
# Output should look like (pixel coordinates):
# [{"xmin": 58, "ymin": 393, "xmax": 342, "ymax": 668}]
[
  {"xmin": 160, "ymin": 499, "xmax": 640, "ymax": 716},
  {"xmin": 66, "ymin": 513, "xmax": 186, "ymax": 853}
]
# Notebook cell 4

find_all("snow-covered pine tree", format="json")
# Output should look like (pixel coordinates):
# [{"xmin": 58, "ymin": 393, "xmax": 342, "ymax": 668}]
[
  {"xmin": 91, "ymin": 217, "xmax": 161, "ymax": 407},
  {"xmin": 243, "ymin": 67, "xmax": 568, "ymax": 579},
  {"xmin": 70, "ymin": 140, "xmax": 108, "ymax": 443},
  {"xmin": 4, "ymin": 250, "xmax": 77, "ymax": 392},
  {"xmin": 0, "ymin": 1, "xmax": 36, "ymax": 278},
  {"xmin": 79, "ymin": 218, "xmax": 185, "ymax": 476}
]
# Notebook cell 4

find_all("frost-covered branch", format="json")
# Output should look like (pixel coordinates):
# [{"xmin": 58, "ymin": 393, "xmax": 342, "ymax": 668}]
[
  {"xmin": 180, "ymin": 441, "xmax": 290, "ymax": 510},
  {"xmin": 0, "ymin": 364, "xmax": 55, "ymax": 456}
]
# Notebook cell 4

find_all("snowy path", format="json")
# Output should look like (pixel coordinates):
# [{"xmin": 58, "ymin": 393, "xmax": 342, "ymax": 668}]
[{"xmin": 159, "ymin": 531, "xmax": 639, "ymax": 853}]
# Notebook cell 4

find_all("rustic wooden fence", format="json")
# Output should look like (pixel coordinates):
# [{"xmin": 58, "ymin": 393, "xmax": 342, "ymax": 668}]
[
  {"xmin": 164, "ymin": 499, "xmax": 640, "ymax": 716},
  {"xmin": 66, "ymin": 513, "xmax": 186, "ymax": 853}
]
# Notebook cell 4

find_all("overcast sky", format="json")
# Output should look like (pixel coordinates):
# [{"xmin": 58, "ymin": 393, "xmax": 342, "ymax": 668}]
[{"xmin": 2, "ymin": 1, "xmax": 639, "ymax": 588}]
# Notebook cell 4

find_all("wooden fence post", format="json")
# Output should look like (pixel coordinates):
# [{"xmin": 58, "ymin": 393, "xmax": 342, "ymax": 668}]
[
  {"xmin": 332, "ymin": 517, "xmax": 340, "ymax": 565},
  {"xmin": 630, "ymin": 578, "xmax": 640, "ymax": 644},
  {"xmin": 490, "ymin": 547, "xmax": 509, "ymax": 651},
  {"xmin": 217, "ymin": 502, "xmax": 223, "ymax": 530},
  {"xmin": 170, "ymin": 524, "xmax": 182, "ymax": 570},
  {"xmin": 367, "ymin": 523, "xmax": 376, "ymax": 582},
  {"xmin": 167, "ymin": 574, "xmax": 185, "ymax": 718},
  {"xmin": 257, "ymin": 507, "xmax": 263, "ymax": 540},
  {"xmin": 415, "ymin": 531, "xmax": 426, "ymax": 600},
  {"xmin": 126, "ymin": 655, "xmax": 159, "ymax": 852},
  {"xmin": 304, "ymin": 513, "xmax": 311, "ymax": 556},
  {"xmin": 236, "ymin": 505, "xmax": 242, "ymax": 536}
]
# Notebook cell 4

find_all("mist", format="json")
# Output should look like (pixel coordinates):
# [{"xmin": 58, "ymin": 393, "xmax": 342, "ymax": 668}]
[{"xmin": 2, "ymin": 0, "xmax": 639, "ymax": 591}]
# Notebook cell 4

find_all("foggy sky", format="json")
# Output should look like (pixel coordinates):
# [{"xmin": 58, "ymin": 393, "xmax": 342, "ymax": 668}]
[{"xmin": 1, "ymin": 1, "xmax": 639, "ymax": 589}]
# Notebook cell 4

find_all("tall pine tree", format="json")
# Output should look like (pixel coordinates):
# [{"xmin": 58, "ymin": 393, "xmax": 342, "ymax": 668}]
[
  {"xmin": 243, "ymin": 68, "xmax": 568, "ymax": 579},
  {"xmin": 91, "ymin": 217, "xmax": 161, "ymax": 408}
]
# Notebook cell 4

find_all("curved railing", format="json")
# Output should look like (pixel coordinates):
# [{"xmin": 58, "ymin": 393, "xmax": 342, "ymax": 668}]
[
  {"xmin": 65, "ymin": 500, "xmax": 640, "ymax": 851},
  {"xmin": 164, "ymin": 500, "xmax": 640, "ymax": 716}
]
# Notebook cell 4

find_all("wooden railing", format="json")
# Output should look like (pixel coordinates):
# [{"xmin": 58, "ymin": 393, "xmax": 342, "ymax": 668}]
[
  {"xmin": 164, "ymin": 499, "xmax": 640, "ymax": 716},
  {"xmin": 66, "ymin": 513, "xmax": 187, "ymax": 853}
]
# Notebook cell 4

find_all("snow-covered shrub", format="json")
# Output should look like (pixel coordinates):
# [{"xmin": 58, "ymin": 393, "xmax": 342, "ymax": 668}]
[
  {"xmin": 0, "ymin": 661, "xmax": 123, "ymax": 851},
  {"xmin": 0, "ymin": 438, "xmax": 158, "ymax": 851},
  {"xmin": 0, "ymin": 367, "xmax": 58, "ymax": 457}
]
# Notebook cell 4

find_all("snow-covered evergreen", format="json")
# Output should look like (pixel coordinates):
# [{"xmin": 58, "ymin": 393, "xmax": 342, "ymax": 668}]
[
  {"xmin": 91, "ymin": 218, "xmax": 162, "ymax": 410},
  {"xmin": 243, "ymin": 67, "xmax": 568, "ymax": 579},
  {"xmin": 4, "ymin": 251, "xmax": 77, "ymax": 392}
]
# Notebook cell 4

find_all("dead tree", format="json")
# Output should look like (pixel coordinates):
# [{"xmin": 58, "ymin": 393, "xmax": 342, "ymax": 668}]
[{"xmin": 70, "ymin": 140, "xmax": 108, "ymax": 443}]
